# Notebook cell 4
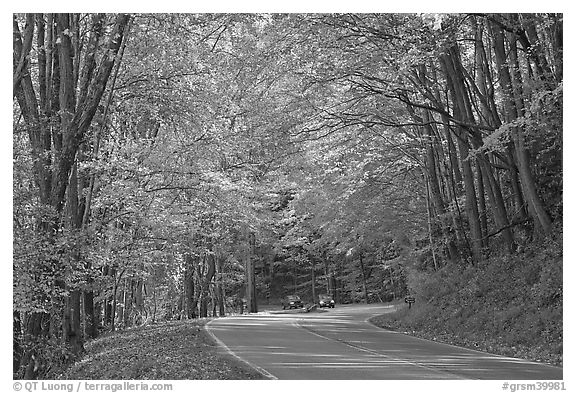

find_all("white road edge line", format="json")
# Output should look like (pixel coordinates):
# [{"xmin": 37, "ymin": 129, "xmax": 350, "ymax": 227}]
[
  {"xmin": 294, "ymin": 318, "xmax": 467, "ymax": 380},
  {"xmin": 364, "ymin": 313, "xmax": 562, "ymax": 369},
  {"xmin": 205, "ymin": 319, "xmax": 279, "ymax": 380}
]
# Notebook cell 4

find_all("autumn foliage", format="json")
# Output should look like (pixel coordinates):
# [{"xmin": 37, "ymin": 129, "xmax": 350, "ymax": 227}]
[{"xmin": 13, "ymin": 13, "xmax": 562, "ymax": 378}]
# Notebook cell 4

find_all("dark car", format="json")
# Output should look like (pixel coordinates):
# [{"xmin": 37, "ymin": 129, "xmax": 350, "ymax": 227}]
[
  {"xmin": 281, "ymin": 295, "xmax": 304, "ymax": 310},
  {"xmin": 318, "ymin": 294, "xmax": 335, "ymax": 308}
]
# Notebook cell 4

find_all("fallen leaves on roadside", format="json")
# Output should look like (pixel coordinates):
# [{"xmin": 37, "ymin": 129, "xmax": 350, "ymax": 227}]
[
  {"xmin": 59, "ymin": 320, "xmax": 265, "ymax": 380},
  {"xmin": 370, "ymin": 311, "xmax": 562, "ymax": 367}
]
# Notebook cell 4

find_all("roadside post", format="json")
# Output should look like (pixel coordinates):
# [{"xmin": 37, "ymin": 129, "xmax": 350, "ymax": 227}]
[{"xmin": 404, "ymin": 295, "xmax": 416, "ymax": 309}]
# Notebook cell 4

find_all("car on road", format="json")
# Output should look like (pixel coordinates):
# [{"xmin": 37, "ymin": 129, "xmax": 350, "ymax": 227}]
[
  {"xmin": 281, "ymin": 295, "xmax": 304, "ymax": 310},
  {"xmin": 318, "ymin": 294, "xmax": 335, "ymax": 308}
]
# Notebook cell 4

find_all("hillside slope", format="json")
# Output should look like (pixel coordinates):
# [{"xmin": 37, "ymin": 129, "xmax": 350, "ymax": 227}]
[{"xmin": 371, "ymin": 231, "xmax": 563, "ymax": 366}]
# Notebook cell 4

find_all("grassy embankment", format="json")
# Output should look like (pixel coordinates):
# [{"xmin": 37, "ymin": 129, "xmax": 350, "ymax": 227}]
[
  {"xmin": 370, "ymin": 232, "xmax": 563, "ymax": 366},
  {"xmin": 59, "ymin": 320, "xmax": 265, "ymax": 380}
]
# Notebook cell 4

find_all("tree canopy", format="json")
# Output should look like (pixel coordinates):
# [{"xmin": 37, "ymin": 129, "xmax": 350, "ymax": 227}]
[{"xmin": 13, "ymin": 13, "xmax": 562, "ymax": 378}]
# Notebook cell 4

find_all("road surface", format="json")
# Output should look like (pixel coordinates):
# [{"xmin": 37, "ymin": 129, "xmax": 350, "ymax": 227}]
[{"xmin": 206, "ymin": 303, "xmax": 562, "ymax": 380}]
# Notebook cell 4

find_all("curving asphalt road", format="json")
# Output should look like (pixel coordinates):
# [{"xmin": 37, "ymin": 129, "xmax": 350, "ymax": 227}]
[{"xmin": 206, "ymin": 303, "xmax": 562, "ymax": 380}]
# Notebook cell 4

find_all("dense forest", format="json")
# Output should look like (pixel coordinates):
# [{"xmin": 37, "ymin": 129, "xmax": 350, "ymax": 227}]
[{"xmin": 13, "ymin": 13, "xmax": 562, "ymax": 379}]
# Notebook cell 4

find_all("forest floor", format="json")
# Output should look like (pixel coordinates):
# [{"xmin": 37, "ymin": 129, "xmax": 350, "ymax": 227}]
[{"xmin": 59, "ymin": 319, "xmax": 265, "ymax": 380}]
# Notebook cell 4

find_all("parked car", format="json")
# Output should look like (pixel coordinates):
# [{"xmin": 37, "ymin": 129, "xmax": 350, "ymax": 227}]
[
  {"xmin": 318, "ymin": 294, "xmax": 335, "ymax": 308},
  {"xmin": 281, "ymin": 295, "xmax": 304, "ymax": 310}
]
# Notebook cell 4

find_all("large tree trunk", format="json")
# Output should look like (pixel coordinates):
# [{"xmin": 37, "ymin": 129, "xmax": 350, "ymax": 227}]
[
  {"xmin": 21, "ymin": 313, "xmax": 49, "ymax": 379},
  {"xmin": 51, "ymin": 14, "xmax": 130, "ymax": 215},
  {"xmin": 471, "ymin": 17, "xmax": 517, "ymax": 252},
  {"xmin": 422, "ymin": 111, "xmax": 459, "ymax": 262},
  {"xmin": 490, "ymin": 21, "xmax": 553, "ymax": 234},
  {"xmin": 442, "ymin": 124, "xmax": 467, "ymax": 249},
  {"xmin": 13, "ymin": 13, "xmax": 131, "ymax": 378},
  {"xmin": 478, "ymin": 155, "xmax": 516, "ymax": 252},
  {"xmin": 456, "ymin": 130, "xmax": 483, "ymax": 263},
  {"xmin": 441, "ymin": 41, "xmax": 518, "ymax": 261},
  {"xmin": 440, "ymin": 49, "xmax": 482, "ymax": 262},
  {"xmin": 62, "ymin": 161, "xmax": 84, "ymax": 356}
]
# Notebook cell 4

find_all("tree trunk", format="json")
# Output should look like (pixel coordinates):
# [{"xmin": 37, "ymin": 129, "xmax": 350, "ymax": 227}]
[
  {"xmin": 479, "ymin": 155, "xmax": 516, "ymax": 252},
  {"xmin": 135, "ymin": 280, "xmax": 144, "ymax": 324},
  {"xmin": 21, "ymin": 313, "xmax": 49, "ymax": 379},
  {"xmin": 422, "ymin": 111, "xmax": 459, "ymax": 262},
  {"xmin": 324, "ymin": 256, "xmax": 331, "ymax": 294},
  {"xmin": 13, "ymin": 13, "xmax": 131, "ymax": 378},
  {"xmin": 94, "ymin": 299, "xmax": 102, "ymax": 334},
  {"xmin": 104, "ymin": 299, "xmax": 112, "ymax": 326},
  {"xmin": 13, "ymin": 310, "xmax": 22, "ymax": 377},
  {"xmin": 457, "ymin": 133, "xmax": 482, "ymax": 262},
  {"xmin": 358, "ymin": 253, "xmax": 369, "ymax": 304},
  {"xmin": 424, "ymin": 176, "xmax": 439, "ymax": 270},
  {"xmin": 443, "ymin": 125, "xmax": 467, "ymax": 250},
  {"xmin": 468, "ymin": 23, "xmax": 517, "ymax": 251},
  {"xmin": 490, "ymin": 21, "xmax": 553, "ymax": 234},
  {"xmin": 193, "ymin": 263, "xmax": 201, "ymax": 317},
  {"xmin": 517, "ymin": 14, "xmax": 555, "ymax": 84},
  {"xmin": 184, "ymin": 254, "xmax": 197, "ymax": 319},
  {"xmin": 476, "ymin": 160, "xmax": 488, "ymax": 248},
  {"xmin": 547, "ymin": 14, "xmax": 563, "ymax": 83},
  {"xmin": 507, "ymin": 149, "xmax": 528, "ymax": 220},
  {"xmin": 124, "ymin": 280, "xmax": 134, "ymax": 327},
  {"xmin": 311, "ymin": 256, "xmax": 316, "ymax": 303},
  {"xmin": 245, "ymin": 232, "xmax": 258, "ymax": 313},
  {"xmin": 63, "ymin": 290, "xmax": 82, "ymax": 356},
  {"xmin": 151, "ymin": 285, "xmax": 157, "ymax": 323},
  {"xmin": 117, "ymin": 280, "xmax": 125, "ymax": 328},
  {"xmin": 104, "ymin": 267, "xmax": 114, "ymax": 327},
  {"xmin": 200, "ymin": 253, "xmax": 216, "ymax": 318},
  {"xmin": 110, "ymin": 269, "xmax": 124, "ymax": 332},
  {"xmin": 215, "ymin": 254, "xmax": 225, "ymax": 317},
  {"xmin": 83, "ymin": 290, "xmax": 97, "ymax": 339},
  {"xmin": 62, "ymin": 161, "xmax": 84, "ymax": 356},
  {"xmin": 441, "ymin": 47, "xmax": 485, "ymax": 263}
]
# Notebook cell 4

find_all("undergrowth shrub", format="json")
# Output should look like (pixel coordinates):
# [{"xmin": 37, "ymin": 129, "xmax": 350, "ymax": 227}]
[{"xmin": 376, "ymin": 229, "xmax": 562, "ymax": 365}]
